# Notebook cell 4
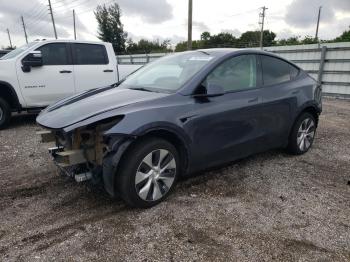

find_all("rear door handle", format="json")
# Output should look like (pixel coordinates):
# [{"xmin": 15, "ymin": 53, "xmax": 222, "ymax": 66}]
[
  {"xmin": 59, "ymin": 70, "xmax": 72, "ymax": 73},
  {"xmin": 103, "ymin": 69, "xmax": 113, "ymax": 72},
  {"xmin": 248, "ymin": 97, "xmax": 259, "ymax": 103}
]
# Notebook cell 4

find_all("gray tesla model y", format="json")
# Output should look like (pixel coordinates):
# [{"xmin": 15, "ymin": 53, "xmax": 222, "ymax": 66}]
[{"xmin": 37, "ymin": 49, "xmax": 322, "ymax": 207}]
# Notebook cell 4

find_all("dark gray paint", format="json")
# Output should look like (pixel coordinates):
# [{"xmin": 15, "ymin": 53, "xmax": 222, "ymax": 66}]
[{"xmin": 37, "ymin": 49, "xmax": 322, "ymax": 194}]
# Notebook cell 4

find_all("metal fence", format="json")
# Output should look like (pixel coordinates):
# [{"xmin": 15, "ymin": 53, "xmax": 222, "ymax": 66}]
[
  {"xmin": 264, "ymin": 42, "xmax": 350, "ymax": 98},
  {"xmin": 117, "ymin": 42, "xmax": 350, "ymax": 98}
]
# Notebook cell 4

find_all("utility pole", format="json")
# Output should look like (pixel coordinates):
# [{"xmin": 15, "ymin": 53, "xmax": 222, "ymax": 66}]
[
  {"xmin": 21, "ymin": 16, "xmax": 28, "ymax": 44},
  {"xmin": 48, "ymin": 0, "xmax": 57, "ymax": 39},
  {"xmin": 315, "ymin": 6, "xmax": 322, "ymax": 41},
  {"xmin": 259, "ymin": 6, "xmax": 267, "ymax": 49},
  {"xmin": 6, "ymin": 29, "xmax": 13, "ymax": 49},
  {"xmin": 187, "ymin": 0, "xmax": 193, "ymax": 50},
  {"xmin": 73, "ymin": 9, "xmax": 77, "ymax": 40}
]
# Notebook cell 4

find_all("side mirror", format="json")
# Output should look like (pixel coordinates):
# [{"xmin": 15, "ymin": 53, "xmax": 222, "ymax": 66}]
[
  {"xmin": 194, "ymin": 82, "xmax": 225, "ymax": 98},
  {"xmin": 22, "ymin": 51, "xmax": 43, "ymax": 72}
]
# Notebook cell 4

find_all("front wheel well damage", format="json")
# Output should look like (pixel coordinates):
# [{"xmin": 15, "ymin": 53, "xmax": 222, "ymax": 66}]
[{"xmin": 103, "ymin": 129, "xmax": 189, "ymax": 197}]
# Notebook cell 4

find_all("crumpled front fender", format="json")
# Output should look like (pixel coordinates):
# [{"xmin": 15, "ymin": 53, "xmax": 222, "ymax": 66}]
[{"xmin": 102, "ymin": 136, "xmax": 134, "ymax": 197}]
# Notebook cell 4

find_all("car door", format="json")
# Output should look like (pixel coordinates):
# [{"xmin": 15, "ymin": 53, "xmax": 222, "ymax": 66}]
[
  {"xmin": 72, "ymin": 43, "xmax": 117, "ymax": 93},
  {"xmin": 17, "ymin": 43, "xmax": 75, "ymax": 107},
  {"xmin": 186, "ymin": 54, "xmax": 266, "ymax": 170},
  {"xmin": 258, "ymin": 55, "xmax": 297, "ymax": 147}
]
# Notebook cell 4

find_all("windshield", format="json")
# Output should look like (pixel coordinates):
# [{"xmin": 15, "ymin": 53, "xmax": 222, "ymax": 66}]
[
  {"xmin": 0, "ymin": 42, "xmax": 37, "ymax": 60},
  {"xmin": 120, "ymin": 51, "xmax": 214, "ymax": 93}
]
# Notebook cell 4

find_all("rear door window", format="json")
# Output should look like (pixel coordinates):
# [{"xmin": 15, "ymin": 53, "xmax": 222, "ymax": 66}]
[
  {"xmin": 72, "ymin": 44, "xmax": 108, "ymax": 65},
  {"xmin": 261, "ymin": 55, "xmax": 292, "ymax": 86}
]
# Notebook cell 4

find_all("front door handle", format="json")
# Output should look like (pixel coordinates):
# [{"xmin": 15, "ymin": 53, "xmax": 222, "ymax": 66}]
[
  {"xmin": 103, "ymin": 69, "xmax": 113, "ymax": 72},
  {"xmin": 248, "ymin": 97, "xmax": 259, "ymax": 103},
  {"xmin": 59, "ymin": 70, "xmax": 72, "ymax": 73}
]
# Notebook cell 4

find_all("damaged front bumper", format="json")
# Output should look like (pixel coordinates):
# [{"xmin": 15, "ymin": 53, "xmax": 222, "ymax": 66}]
[{"xmin": 38, "ymin": 128, "xmax": 134, "ymax": 197}]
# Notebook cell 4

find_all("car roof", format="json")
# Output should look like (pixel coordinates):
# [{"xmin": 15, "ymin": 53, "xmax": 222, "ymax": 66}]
[
  {"xmin": 193, "ymin": 48, "xmax": 279, "ymax": 57},
  {"xmin": 189, "ymin": 48, "xmax": 301, "ymax": 69}
]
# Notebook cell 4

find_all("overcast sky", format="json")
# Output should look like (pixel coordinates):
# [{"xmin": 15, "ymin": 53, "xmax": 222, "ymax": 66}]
[{"xmin": 0, "ymin": 0, "xmax": 349, "ymax": 48}]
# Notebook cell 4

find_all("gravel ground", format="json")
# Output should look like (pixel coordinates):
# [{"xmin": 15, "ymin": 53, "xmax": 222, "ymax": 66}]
[{"xmin": 0, "ymin": 98, "xmax": 349, "ymax": 262}]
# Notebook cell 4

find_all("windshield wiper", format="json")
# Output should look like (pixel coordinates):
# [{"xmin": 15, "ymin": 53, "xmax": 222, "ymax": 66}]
[
  {"xmin": 113, "ymin": 79, "xmax": 125, "ymax": 87},
  {"xmin": 197, "ymin": 50, "xmax": 210, "ymax": 55},
  {"xmin": 129, "ymin": 87, "xmax": 153, "ymax": 92}
]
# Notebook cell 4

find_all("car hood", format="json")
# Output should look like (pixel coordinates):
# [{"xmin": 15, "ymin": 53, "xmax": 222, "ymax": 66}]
[{"xmin": 36, "ymin": 86, "xmax": 169, "ymax": 129}]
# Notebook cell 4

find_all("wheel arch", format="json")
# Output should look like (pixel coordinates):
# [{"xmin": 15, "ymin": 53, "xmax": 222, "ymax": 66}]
[
  {"xmin": 288, "ymin": 104, "xmax": 320, "ymax": 143},
  {"xmin": 126, "ymin": 127, "xmax": 190, "ymax": 175},
  {"xmin": 295, "ymin": 104, "xmax": 320, "ymax": 127},
  {"xmin": 0, "ymin": 81, "xmax": 21, "ymax": 110},
  {"xmin": 102, "ymin": 127, "xmax": 191, "ymax": 197}
]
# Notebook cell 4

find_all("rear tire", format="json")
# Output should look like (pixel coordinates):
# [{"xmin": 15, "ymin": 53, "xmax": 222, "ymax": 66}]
[
  {"xmin": 116, "ymin": 137, "xmax": 180, "ymax": 208},
  {"xmin": 288, "ymin": 112, "xmax": 317, "ymax": 155},
  {"xmin": 0, "ymin": 98, "xmax": 11, "ymax": 130}
]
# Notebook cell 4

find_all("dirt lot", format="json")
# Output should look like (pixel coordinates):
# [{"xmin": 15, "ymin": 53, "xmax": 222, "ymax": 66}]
[{"xmin": 0, "ymin": 98, "xmax": 349, "ymax": 261}]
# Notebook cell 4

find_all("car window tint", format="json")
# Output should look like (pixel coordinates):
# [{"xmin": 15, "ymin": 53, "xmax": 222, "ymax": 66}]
[
  {"xmin": 73, "ymin": 44, "xmax": 108, "ymax": 65},
  {"xmin": 205, "ymin": 55, "xmax": 257, "ymax": 92},
  {"xmin": 290, "ymin": 64, "xmax": 299, "ymax": 79},
  {"xmin": 36, "ymin": 43, "xmax": 68, "ymax": 65},
  {"xmin": 261, "ymin": 55, "xmax": 291, "ymax": 85}
]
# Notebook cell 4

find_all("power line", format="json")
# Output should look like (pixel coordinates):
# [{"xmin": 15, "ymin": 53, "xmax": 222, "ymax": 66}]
[
  {"xmin": 53, "ymin": 0, "xmax": 93, "ymax": 10},
  {"xmin": 53, "ymin": 0, "xmax": 115, "ymax": 18}
]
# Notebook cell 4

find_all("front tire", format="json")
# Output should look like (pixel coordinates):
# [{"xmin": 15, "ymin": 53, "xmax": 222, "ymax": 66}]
[
  {"xmin": 116, "ymin": 137, "xmax": 180, "ymax": 208},
  {"xmin": 0, "ymin": 98, "xmax": 11, "ymax": 130},
  {"xmin": 288, "ymin": 112, "xmax": 317, "ymax": 155}
]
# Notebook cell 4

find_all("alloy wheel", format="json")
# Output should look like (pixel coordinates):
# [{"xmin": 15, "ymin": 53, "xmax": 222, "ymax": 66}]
[
  {"xmin": 297, "ymin": 117, "xmax": 315, "ymax": 151},
  {"xmin": 135, "ymin": 149, "xmax": 176, "ymax": 201}
]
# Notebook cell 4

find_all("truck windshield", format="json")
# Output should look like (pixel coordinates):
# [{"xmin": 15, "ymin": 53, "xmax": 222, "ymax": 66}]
[
  {"xmin": 0, "ymin": 42, "xmax": 37, "ymax": 60},
  {"xmin": 120, "ymin": 51, "xmax": 214, "ymax": 93}
]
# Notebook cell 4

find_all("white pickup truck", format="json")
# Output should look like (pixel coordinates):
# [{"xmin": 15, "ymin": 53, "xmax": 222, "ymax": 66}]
[{"xmin": 0, "ymin": 40, "xmax": 140, "ymax": 129}]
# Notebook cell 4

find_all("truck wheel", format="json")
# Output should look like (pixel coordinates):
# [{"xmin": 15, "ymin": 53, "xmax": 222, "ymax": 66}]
[
  {"xmin": 288, "ymin": 112, "xmax": 316, "ymax": 155},
  {"xmin": 116, "ymin": 137, "xmax": 180, "ymax": 208},
  {"xmin": 0, "ymin": 98, "xmax": 11, "ymax": 130}
]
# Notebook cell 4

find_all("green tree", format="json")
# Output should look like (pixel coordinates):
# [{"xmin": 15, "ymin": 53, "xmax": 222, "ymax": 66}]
[
  {"xmin": 200, "ymin": 31, "xmax": 211, "ymax": 41},
  {"xmin": 95, "ymin": 3, "xmax": 127, "ymax": 53},
  {"xmin": 208, "ymin": 32, "xmax": 238, "ymax": 48},
  {"xmin": 126, "ymin": 39, "xmax": 172, "ymax": 54},
  {"xmin": 334, "ymin": 27, "xmax": 350, "ymax": 42},
  {"xmin": 300, "ymin": 35, "xmax": 318, "ymax": 44},
  {"xmin": 276, "ymin": 36, "xmax": 300, "ymax": 46},
  {"xmin": 175, "ymin": 40, "xmax": 203, "ymax": 51},
  {"xmin": 239, "ymin": 30, "xmax": 276, "ymax": 47}
]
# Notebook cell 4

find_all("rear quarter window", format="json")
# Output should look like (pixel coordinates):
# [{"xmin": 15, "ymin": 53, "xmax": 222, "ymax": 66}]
[
  {"xmin": 290, "ymin": 64, "xmax": 300, "ymax": 79},
  {"xmin": 261, "ymin": 55, "xmax": 293, "ymax": 86}
]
